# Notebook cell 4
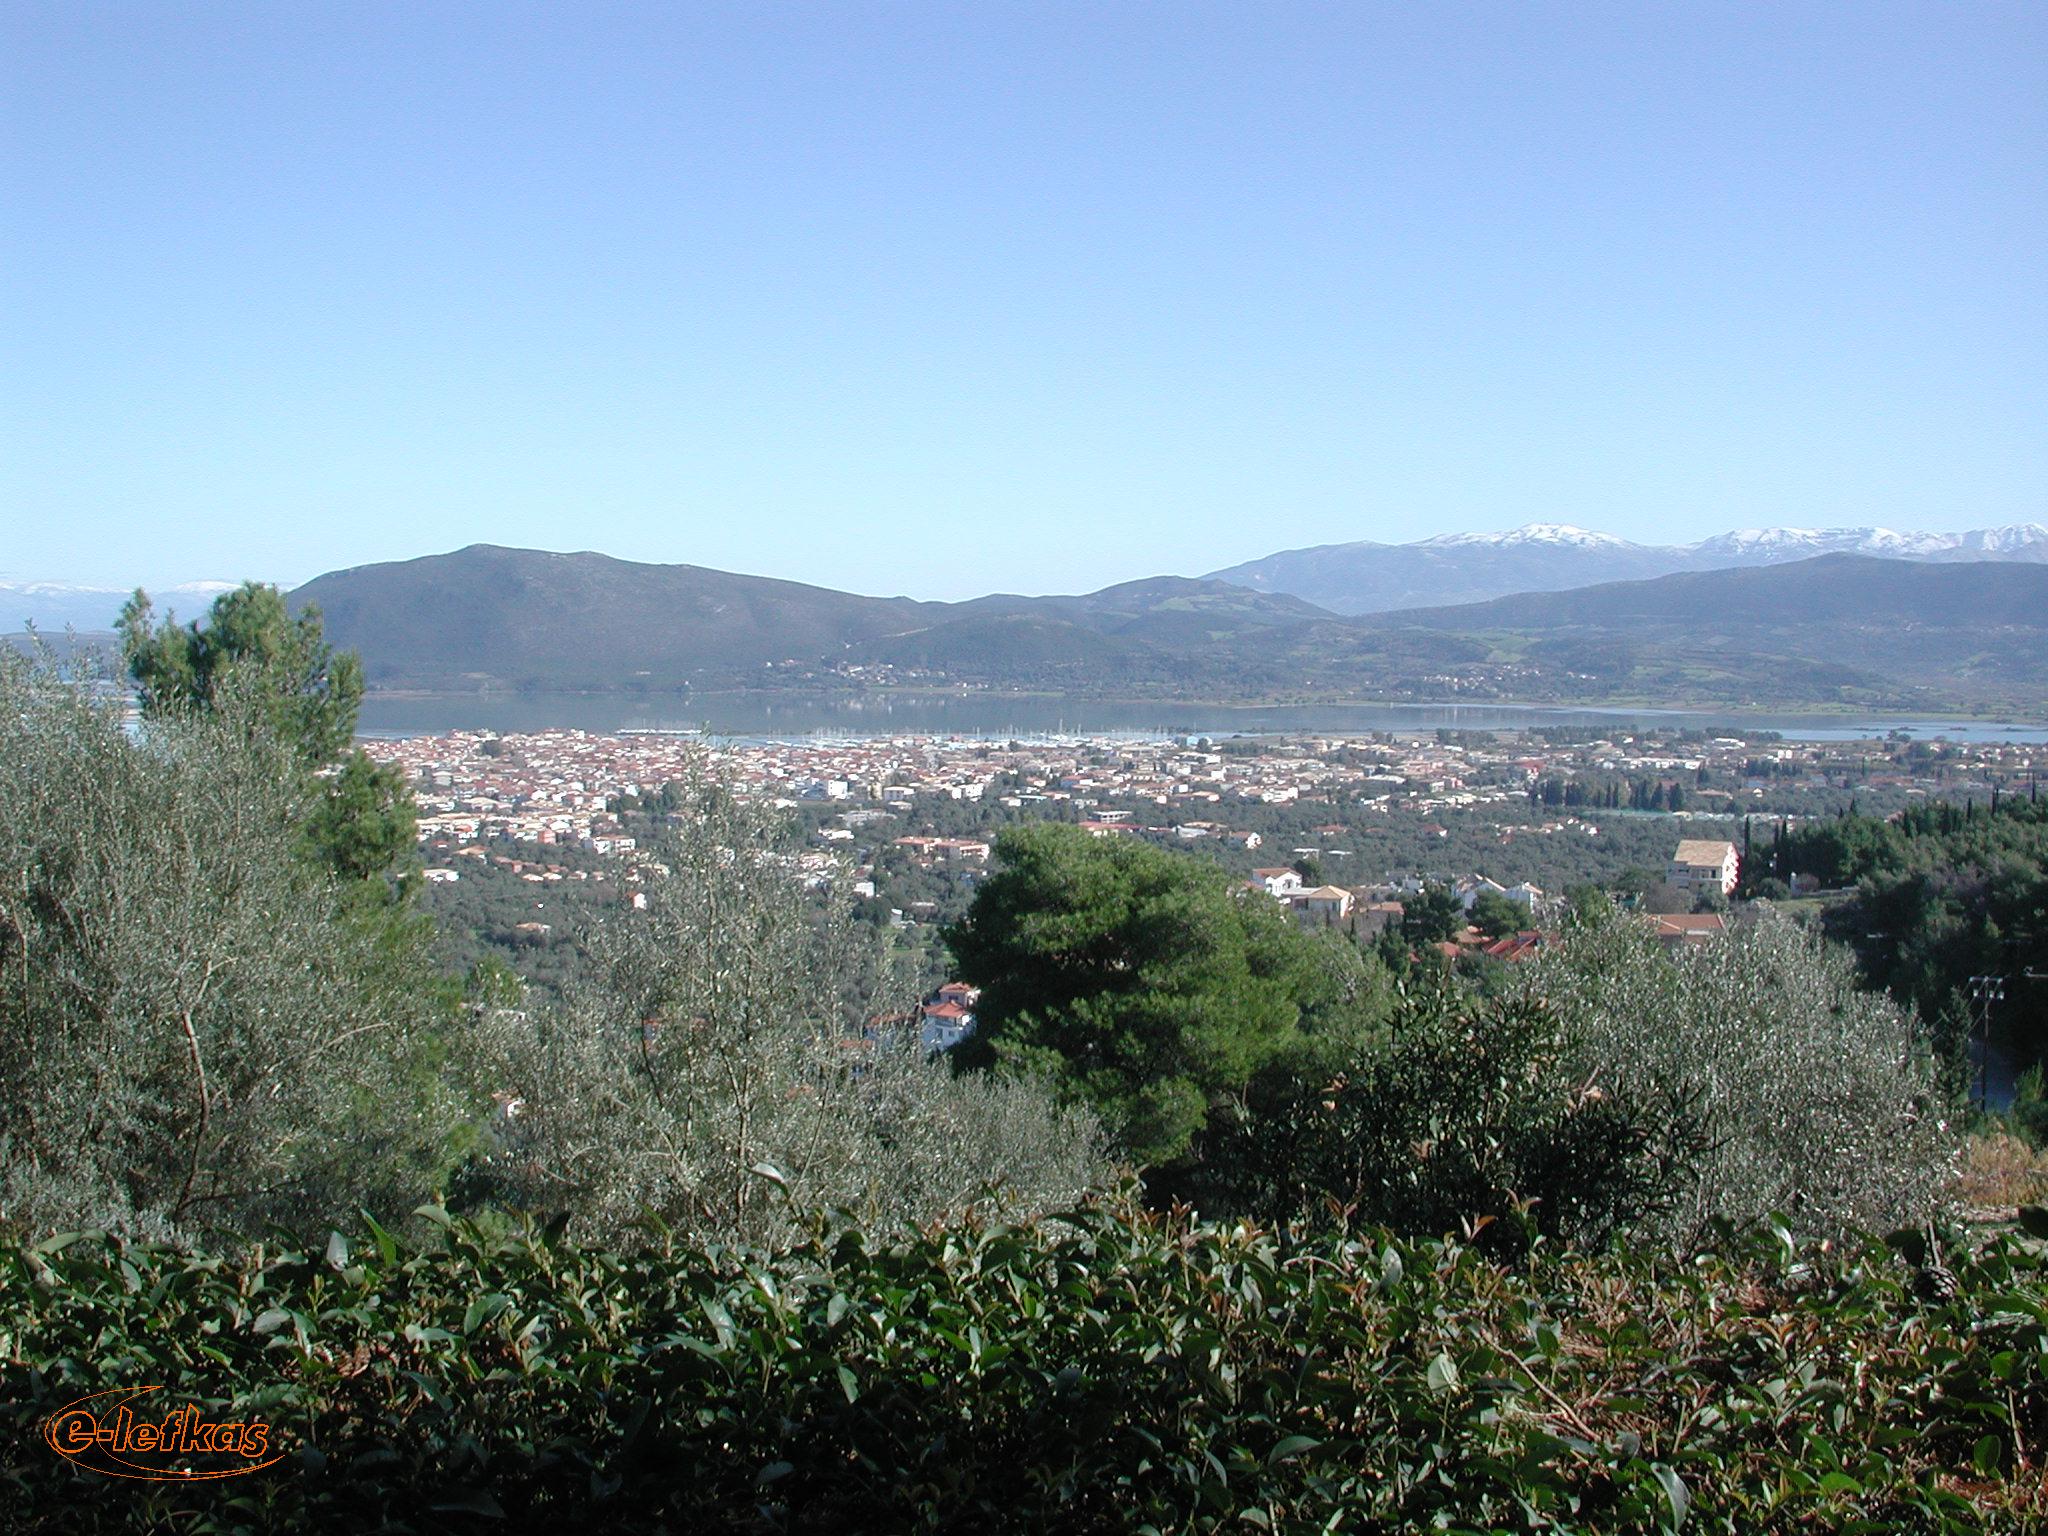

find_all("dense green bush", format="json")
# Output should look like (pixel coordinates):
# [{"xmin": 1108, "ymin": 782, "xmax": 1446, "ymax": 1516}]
[
  {"xmin": 1179, "ymin": 907, "xmax": 1952, "ymax": 1257},
  {"xmin": 1191, "ymin": 990, "xmax": 1707, "ymax": 1256},
  {"xmin": 3, "ymin": 1201, "xmax": 2044, "ymax": 1533}
]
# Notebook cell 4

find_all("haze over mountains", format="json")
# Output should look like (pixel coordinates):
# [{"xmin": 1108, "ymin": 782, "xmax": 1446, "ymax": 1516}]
[
  {"xmin": 1372, "ymin": 554, "xmax": 2048, "ymax": 708},
  {"xmin": 1207, "ymin": 523, "xmax": 2048, "ymax": 614},
  {"xmin": 288, "ymin": 548, "xmax": 1347, "ymax": 694},
  {"xmin": 10, "ymin": 521, "xmax": 2046, "ymax": 633},
  {"xmin": 0, "ymin": 579, "xmax": 241, "ymax": 634},
  {"xmin": 14, "ymin": 521, "xmax": 2048, "ymax": 712},
  {"xmin": 291, "ymin": 545, "xmax": 944, "ymax": 689},
  {"xmin": 275, "ymin": 542, "xmax": 2048, "ymax": 713}
]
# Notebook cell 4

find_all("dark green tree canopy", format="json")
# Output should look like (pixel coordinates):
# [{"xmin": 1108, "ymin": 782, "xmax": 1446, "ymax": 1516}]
[
  {"xmin": 119, "ymin": 582, "xmax": 415, "ymax": 902},
  {"xmin": 945, "ymin": 824, "xmax": 1381, "ymax": 1165},
  {"xmin": 120, "ymin": 582, "xmax": 363, "ymax": 768},
  {"xmin": 304, "ymin": 749, "xmax": 422, "ymax": 901},
  {"xmin": 1399, "ymin": 883, "xmax": 1465, "ymax": 945},
  {"xmin": 1468, "ymin": 889, "xmax": 1527, "ymax": 941}
]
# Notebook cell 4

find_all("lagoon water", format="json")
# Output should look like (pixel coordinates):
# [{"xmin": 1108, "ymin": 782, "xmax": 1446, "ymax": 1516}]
[{"xmin": 356, "ymin": 691, "xmax": 2048, "ymax": 745}]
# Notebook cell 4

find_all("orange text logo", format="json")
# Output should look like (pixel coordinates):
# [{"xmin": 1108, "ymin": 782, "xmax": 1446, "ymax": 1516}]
[{"xmin": 42, "ymin": 1386, "xmax": 283, "ymax": 1481}]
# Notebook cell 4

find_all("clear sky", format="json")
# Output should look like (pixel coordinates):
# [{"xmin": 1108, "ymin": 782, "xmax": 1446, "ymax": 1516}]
[{"xmin": 3, "ymin": 3, "xmax": 2042, "ymax": 600}]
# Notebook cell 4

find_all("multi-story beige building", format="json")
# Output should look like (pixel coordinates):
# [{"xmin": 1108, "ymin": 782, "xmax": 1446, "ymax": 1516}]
[{"xmin": 1668, "ymin": 838, "xmax": 1739, "ymax": 896}]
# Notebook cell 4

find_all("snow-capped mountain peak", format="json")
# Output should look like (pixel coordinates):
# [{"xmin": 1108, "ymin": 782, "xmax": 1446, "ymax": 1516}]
[
  {"xmin": 1692, "ymin": 527, "xmax": 1823, "ymax": 551},
  {"xmin": 1207, "ymin": 520, "xmax": 2048, "ymax": 615},
  {"xmin": 0, "ymin": 578, "xmax": 248, "ymax": 632},
  {"xmin": 1420, "ymin": 523, "xmax": 1635, "ymax": 550},
  {"xmin": 1687, "ymin": 525, "xmax": 2048, "ymax": 561},
  {"xmin": 1954, "ymin": 523, "xmax": 2048, "ymax": 554}
]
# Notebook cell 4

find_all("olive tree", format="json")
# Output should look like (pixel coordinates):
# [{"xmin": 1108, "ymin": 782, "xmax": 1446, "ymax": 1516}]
[
  {"xmin": 468, "ymin": 761, "xmax": 1104, "ymax": 1248},
  {"xmin": 1187, "ymin": 986, "xmax": 1708, "ymax": 1257},
  {"xmin": 0, "ymin": 646, "xmax": 461, "ymax": 1242},
  {"xmin": 1524, "ymin": 904, "xmax": 1956, "ymax": 1246}
]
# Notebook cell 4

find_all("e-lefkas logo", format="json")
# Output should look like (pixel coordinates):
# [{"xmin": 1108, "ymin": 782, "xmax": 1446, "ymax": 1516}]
[{"xmin": 42, "ymin": 1386, "xmax": 284, "ymax": 1481}]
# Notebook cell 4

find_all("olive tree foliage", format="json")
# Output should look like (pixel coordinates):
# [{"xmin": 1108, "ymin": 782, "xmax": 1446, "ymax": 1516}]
[
  {"xmin": 1523, "ymin": 904, "xmax": 1956, "ymax": 1246},
  {"xmin": 0, "ymin": 646, "xmax": 461, "ymax": 1243},
  {"xmin": 467, "ymin": 762, "xmax": 1105, "ymax": 1249}
]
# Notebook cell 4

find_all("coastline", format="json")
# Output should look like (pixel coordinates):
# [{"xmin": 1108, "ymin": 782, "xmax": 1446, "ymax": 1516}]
[{"xmin": 354, "ymin": 683, "xmax": 2048, "ymax": 726}]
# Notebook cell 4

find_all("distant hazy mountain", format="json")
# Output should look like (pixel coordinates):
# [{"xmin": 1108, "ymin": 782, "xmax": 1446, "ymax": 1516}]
[
  {"xmin": 862, "ymin": 555, "xmax": 2048, "ymax": 709},
  {"xmin": 951, "ymin": 576, "xmax": 1331, "ymax": 646},
  {"xmin": 846, "ymin": 577, "xmax": 1340, "ymax": 691},
  {"xmin": 1349, "ymin": 554, "xmax": 2048, "ymax": 705},
  {"xmin": 291, "ymin": 545, "xmax": 951, "ymax": 690},
  {"xmin": 1207, "ymin": 522, "xmax": 2048, "ymax": 614},
  {"xmin": 293, "ymin": 548, "xmax": 1336, "ymax": 691},
  {"xmin": 1382, "ymin": 550, "xmax": 2048, "ymax": 632},
  {"xmin": 281, "ymin": 543, "xmax": 2048, "ymax": 712},
  {"xmin": 0, "ymin": 579, "xmax": 239, "ymax": 632}
]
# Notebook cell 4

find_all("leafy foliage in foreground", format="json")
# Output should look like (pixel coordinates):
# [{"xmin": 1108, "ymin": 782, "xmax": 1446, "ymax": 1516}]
[
  {"xmin": 1525, "ymin": 905, "xmax": 1956, "ymax": 1248},
  {"xmin": 1161, "ymin": 907, "xmax": 1952, "ymax": 1258},
  {"xmin": 463, "ymin": 762, "xmax": 1105, "ymax": 1250},
  {"xmin": 1192, "ymin": 992, "xmax": 1709, "ymax": 1258},
  {"xmin": 5, "ymin": 1202, "xmax": 2046, "ymax": 1534}
]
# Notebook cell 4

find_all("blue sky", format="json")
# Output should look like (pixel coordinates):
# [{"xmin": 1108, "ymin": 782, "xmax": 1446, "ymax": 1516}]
[{"xmin": 3, "ymin": 3, "xmax": 2042, "ymax": 600}]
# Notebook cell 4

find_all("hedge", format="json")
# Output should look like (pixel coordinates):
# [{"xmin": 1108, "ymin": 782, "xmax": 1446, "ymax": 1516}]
[{"xmin": 3, "ymin": 1199, "xmax": 2045, "ymax": 1533}]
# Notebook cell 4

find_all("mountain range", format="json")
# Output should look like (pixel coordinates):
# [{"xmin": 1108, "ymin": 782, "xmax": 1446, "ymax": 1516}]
[
  {"xmin": 289, "ymin": 548, "xmax": 1348, "ymax": 694},
  {"xmin": 1207, "ymin": 522, "xmax": 2048, "ymax": 614},
  {"xmin": 0, "ymin": 579, "xmax": 243, "ymax": 634},
  {"xmin": 11, "ymin": 522, "xmax": 2046, "ymax": 634},
  {"xmin": 15, "ymin": 521, "xmax": 2048, "ymax": 712},
  {"xmin": 278, "ymin": 544, "xmax": 2048, "ymax": 713}
]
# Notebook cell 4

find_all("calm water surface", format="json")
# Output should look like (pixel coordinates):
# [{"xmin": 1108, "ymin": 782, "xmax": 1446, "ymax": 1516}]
[{"xmin": 357, "ymin": 692, "xmax": 2048, "ymax": 745}]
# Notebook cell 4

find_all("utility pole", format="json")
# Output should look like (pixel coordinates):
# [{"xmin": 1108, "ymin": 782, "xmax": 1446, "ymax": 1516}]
[{"xmin": 1967, "ymin": 975, "xmax": 2006, "ymax": 1112}]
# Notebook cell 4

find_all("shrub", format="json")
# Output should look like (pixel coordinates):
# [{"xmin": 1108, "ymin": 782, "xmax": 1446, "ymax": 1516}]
[
  {"xmin": 1192, "ymin": 990, "xmax": 1706, "ymax": 1256},
  {"xmin": 2, "ymin": 1201, "xmax": 2044, "ymax": 1533},
  {"xmin": 1197, "ymin": 905, "xmax": 1957, "ymax": 1256}
]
